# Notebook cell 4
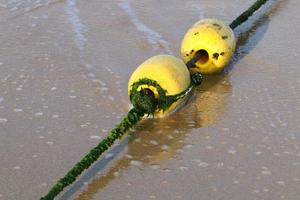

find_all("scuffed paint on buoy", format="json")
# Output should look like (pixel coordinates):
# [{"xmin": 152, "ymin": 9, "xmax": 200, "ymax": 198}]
[{"xmin": 181, "ymin": 18, "xmax": 236, "ymax": 74}]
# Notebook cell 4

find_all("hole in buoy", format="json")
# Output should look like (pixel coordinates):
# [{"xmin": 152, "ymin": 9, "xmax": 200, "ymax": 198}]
[
  {"xmin": 195, "ymin": 49, "xmax": 209, "ymax": 65},
  {"xmin": 142, "ymin": 88, "xmax": 156, "ymax": 99}
]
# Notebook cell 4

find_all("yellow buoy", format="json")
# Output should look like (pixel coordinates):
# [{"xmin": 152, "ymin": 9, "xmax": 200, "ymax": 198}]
[
  {"xmin": 181, "ymin": 18, "xmax": 236, "ymax": 74},
  {"xmin": 128, "ymin": 55, "xmax": 191, "ymax": 117}
]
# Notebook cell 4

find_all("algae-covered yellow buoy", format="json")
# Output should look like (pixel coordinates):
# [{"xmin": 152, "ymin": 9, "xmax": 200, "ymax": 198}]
[
  {"xmin": 128, "ymin": 55, "xmax": 191, "ymax": 117},
  {"xmin": 181, "ymin": 18, "xmax": 236, "ymax": 74}
]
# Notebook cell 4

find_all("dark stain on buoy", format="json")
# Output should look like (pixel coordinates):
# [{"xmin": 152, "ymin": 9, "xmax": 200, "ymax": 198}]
[
  {"xmin": 222, "ymin": 35, "xmax": 228, "ymax": 40},
  {"xmin": 213, "ymin": 23, "xmax": 222, "ymax": 30},
  {"xmin": 213, "ymin": 53, "xmax": 219, "ymax": 60}
]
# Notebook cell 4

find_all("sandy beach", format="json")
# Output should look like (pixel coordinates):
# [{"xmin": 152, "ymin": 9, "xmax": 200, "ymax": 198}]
[{"xmin": 0, "ymin": 0, "xmax": 299, "ymax": 199}]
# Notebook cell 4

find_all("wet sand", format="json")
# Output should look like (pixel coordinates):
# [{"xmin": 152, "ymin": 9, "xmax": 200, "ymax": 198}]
[{"xmin": 0, "ymin": 0, "xmax": 299, "ymax": 199}]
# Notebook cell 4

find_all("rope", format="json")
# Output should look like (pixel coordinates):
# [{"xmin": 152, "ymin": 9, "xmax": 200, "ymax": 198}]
[
  {"xmin": 40, "ymin": 108, "xmax": 144, "ymax": 200},
  {"xmin": 130, "ymin": 72, "xmax": 203, "ymax": 115},
  {"xmin": 40, "ymin": 0, "xmax": 272, "ymax": 199},
  {"xmin": 185, "ymin": 50, "xmax": 206, "ymax": 69},
  {"xmin": 230, "ymin": 0, "xmax": 270, "ymax": 29}
]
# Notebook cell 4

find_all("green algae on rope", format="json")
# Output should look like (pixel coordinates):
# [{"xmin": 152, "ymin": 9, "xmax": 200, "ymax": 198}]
[
  {"xmin": 130, "ymin": 72, "xmax": 203, "ymax": 115},
  {"xmin": 40, "ymin": 108, "xmax": 144, "ymax": 200}
]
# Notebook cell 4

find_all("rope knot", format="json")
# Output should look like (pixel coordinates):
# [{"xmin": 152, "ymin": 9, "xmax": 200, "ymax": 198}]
[
  {"xmin": 131, "ymin": 89, "xmax": 157, "ymax": 115},
  {"xmin": 191, "ymin": 72, "xmax": 203, "ymax": 86}
]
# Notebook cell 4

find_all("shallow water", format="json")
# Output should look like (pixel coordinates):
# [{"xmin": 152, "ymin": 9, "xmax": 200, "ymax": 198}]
[{"xmin": 0, "ymin": 0, "xmax": 300, "ymax": 199}]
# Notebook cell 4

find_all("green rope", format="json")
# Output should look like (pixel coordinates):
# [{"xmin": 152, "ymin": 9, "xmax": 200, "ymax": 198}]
[
  {"xmin": 131, "ymin": 88, "xmax": 157, "ymax": 114},
  {"xmin": 130, "ymin": 72, "xmax": 203, "ymax": 115},
  {"xmin": 130, "ymin": 78, "xmax": 167, "ymax": 114},
  {"xmin": 230, "ymin": 0, "xmax": 270, "ymax": 29},
  {"xmin": 40, "ymin": 108, "xmax": 144, "ymax": 200}
]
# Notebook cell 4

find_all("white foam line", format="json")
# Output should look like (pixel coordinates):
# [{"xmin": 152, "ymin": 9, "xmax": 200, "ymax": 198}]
[
  {"xmin": 118, "ymin": 0, "xmax": 173, "ymax": 54},
  {"xmin": 65, "ymin": 0, "xmax": 87, "ymax": 57}
]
